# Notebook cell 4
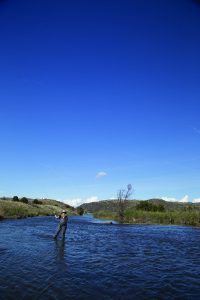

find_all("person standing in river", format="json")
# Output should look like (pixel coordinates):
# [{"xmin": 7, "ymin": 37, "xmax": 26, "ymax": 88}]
[{"xmin": 53, "ymin": 210, "xmax": 68, "ymax": 239}]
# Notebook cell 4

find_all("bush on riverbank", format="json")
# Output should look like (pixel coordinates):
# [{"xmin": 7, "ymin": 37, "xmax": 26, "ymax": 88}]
[{"xmin": 93, "ymin": 209, "xmax": 200, "ymax": 226}]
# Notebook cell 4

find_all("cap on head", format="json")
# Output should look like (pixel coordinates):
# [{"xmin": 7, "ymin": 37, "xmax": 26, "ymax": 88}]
[{"xmin": 62, "ymin": 210, "xmax": 66, "ymax": 214}]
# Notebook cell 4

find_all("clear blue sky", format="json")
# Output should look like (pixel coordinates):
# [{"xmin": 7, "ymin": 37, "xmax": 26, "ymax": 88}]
[{"xmin": 1, "ymin": 0, "xmax": 200, "ymax": 206}]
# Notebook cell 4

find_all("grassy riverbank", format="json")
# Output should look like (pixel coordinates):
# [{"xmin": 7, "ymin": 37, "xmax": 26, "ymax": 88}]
[
  {"xmin": 0, "ymin": 198, "xmax": 78, "ymax": 219},
  {"xmin": 93, "ymin": 209, "xmax": 200, "ymax": 226}
]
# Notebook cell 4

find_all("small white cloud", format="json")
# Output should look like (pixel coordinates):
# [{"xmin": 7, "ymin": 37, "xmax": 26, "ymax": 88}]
[
  {"xmin": 179, "ymin": 195, "xmax": 189, "ymax": 203},
  {"xmin": 109, "ymin": 197, "xmax": 116, "ymax": 200},
  {"xmin": 193, "ymin": 198, "xmax": 200, "ymax": 203},
  {"xmin": 62, "ymin": 196, "xmax": 100, "ymax": 207},
  {"xmin": 63, "ymin": 198, "xmax": 83, "ymax": 207},
  {"xmin": 162, "ymin": 197, "xmax": 177, "ymax": 202},
  {"xmin": 162, "ymin": 195, "xmax": 189, "ymax": 203},
  {"xmin": 95, "ymin": 172, "xmax": 107, "ymax": 178},
  {"xmin": 85, "ymin": 196, "xmax": 99, "ymax": 203}
]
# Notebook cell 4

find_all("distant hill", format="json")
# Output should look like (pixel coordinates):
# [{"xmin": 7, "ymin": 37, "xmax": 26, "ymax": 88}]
[
  {"xmin": 80, "ymin": 199, "xmax": 200, "ymax": 213},
  {"xmin": 0, "ymin": 197, "xmax": 78, "ymax": 219}
]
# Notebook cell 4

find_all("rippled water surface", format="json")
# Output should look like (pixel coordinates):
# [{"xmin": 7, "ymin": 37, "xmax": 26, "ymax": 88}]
[{"xmin": 0, "ymin": 215, "xmax": 200, "ymax": 299}]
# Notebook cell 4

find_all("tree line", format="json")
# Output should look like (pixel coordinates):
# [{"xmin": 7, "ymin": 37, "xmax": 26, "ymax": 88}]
[{"xmin": 12, "ymin": 196, "xmax": 43, "ymax": 205}]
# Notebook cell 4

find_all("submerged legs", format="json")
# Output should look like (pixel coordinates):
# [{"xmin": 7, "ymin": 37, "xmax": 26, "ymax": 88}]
[{"xmin": 54, "ymin": 225, "xmax": 67, "ymax": 239}]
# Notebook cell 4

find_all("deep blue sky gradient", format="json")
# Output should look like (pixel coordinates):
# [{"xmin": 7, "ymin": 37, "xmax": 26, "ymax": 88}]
[{"xmin": 1, "ymin": 0, "xmax": 200, "ymax": 206}]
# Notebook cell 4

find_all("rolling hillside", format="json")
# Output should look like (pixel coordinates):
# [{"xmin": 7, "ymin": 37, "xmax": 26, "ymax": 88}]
[
  {"xmin": 80, "ymin": 199, "xmax": 200, "ymax": 213},
  {"xmin": 0, "ymin": 197, "xmax": 78, "ymax": 219}
]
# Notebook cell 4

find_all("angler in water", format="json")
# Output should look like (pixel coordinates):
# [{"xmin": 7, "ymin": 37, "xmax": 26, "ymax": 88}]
[{"xmin": 53, "ymin": 210, "xmax": 68, "ymax": 239}]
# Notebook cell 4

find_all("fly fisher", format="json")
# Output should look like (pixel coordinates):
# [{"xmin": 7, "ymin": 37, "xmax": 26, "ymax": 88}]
[{"xmin": 53, "ymin": 210, "xmax": 68, "ymax": 239}]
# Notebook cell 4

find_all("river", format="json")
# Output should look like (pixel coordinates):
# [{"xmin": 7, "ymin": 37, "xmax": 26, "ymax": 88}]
[{"xmin": 0, "ymin": 215, "xmax": 200, "ymax": 299}]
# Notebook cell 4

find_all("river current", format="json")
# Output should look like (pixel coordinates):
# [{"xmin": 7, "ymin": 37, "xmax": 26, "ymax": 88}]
[{"xmin": 0, "ymin": 215, "xmax": 200, "ymax": 299}]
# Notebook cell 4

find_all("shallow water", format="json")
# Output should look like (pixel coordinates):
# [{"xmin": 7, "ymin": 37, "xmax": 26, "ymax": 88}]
[{"xmin": 0, "ymin": 215, "xmax": 200, "ymax": 299}]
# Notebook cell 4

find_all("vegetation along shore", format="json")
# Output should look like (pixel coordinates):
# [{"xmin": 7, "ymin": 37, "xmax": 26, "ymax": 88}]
[{"xmin": 80, "ymin": 199, "xmax": 200, "ymax": 226}]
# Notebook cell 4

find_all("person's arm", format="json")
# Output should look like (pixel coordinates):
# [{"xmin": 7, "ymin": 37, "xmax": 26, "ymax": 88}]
[{"xmin": 53, "ymin": 211, "xmax": 60, "ymax": 219}]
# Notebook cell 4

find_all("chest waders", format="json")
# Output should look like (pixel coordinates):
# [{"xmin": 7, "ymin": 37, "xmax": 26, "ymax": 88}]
[{"xmin": 54, "ymin": 217, "xmax": 67, "ymax": 239}]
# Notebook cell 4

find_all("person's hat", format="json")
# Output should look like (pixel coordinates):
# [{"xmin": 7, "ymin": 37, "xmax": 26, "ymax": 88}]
[{"xmin": 62, "ymin": 210, "xmax": 66, "ymax": 213}]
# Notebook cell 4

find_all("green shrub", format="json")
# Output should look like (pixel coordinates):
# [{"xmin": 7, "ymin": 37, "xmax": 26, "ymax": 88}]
[
  {"xmin": 136, "ymin": 201, "xmax": 154, "ymax": 211},
  {"xmin": 38, "ymin": 200, "xmax": 43, "ymax": 205},
  {"xmin": 77, "ymin": 207, "xmax": 84, "ymax": 216},
  {"xmin": 157, "ymin": 204, "xmax": 165, "ymax": 212},
  {"xmin": 33, "ymin": 199, "xmax": 39, "ymax": 204},
  {"xmin": 135, "ymin": 201, "xmax": 165, "ymax": 213},
  {"xmin": 12, "ymin": 196, "xmax": 19, "ymax": 202},
  {"xmin": 151, "ymin": 204, "xmax": 158, "ymax": 212},
  {"xmin": 20, "ymin": 197, "xmax": 28, "ymax": 204}
]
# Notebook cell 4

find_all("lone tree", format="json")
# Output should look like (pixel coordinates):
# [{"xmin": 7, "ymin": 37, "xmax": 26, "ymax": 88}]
[
  {"xmin": 77, "ymin": 206, "xmax": 84, "ymax": 216},
  {"xmin": 20, "ymin": 197, "xmax": 28, "ymax": 204},
  {"xmin": 12, "ymin": 196, "xmax": 19, "ymax": 202},
  {"xmin": 33, "ymin": 199, "xmax": 39, "ymax": 204},
  {"xmin": 116, "ymin": 184, "xmax": 133, "ymax": 218}
]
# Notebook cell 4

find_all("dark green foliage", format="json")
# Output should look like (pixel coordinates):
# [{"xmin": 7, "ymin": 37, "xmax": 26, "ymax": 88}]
[
  {"xmin": 183, "ymin": 205, "xmax": 197, "ymax": 212},
  {"xmin": 151, "ymin": 204, "xmax": 158, "ymax": 212},
  {"xmin": 77, "ymin": 207, "xmax": 84, "ymax": 215},
  {"xmin": 12, "ymin": 196, "xmax": 19, "ymax": 202},
  {"xmin": 2, "ymin": 196, "xmax": 6, "ymax": 200},
  {"xmin": 20, "ymin": 197, "xmax": 28, "ymax": 204},
  {"xmin": 33, "ymin": 199, "xmax": 39, "ymax": 204},
  {"xmin": 38, "ymin": 200, "xmax": 43, "ymax": 205},
  {"xmin": 157, "ymin": 204, "xmax": 165, "ymax": 212},
  {"xmin": 136, "ymin": 201, "xmax": 165, "ymax": 212},
  {"xmin": 136, "ymin": 201, "xmax": 154, "ymax": 211}
]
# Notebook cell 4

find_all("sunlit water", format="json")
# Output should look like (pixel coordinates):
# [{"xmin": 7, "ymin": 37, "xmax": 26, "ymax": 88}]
[{"xmin": 0, "ymin": 215, "xmax": 200, "ymax": 299}]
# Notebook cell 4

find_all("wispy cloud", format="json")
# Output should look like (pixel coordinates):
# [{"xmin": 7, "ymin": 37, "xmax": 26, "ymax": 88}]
[
  {"xmin": 193, "ymin": 198, "xmax": 200, "ymax": 203},
  {"xmin": 95, "ymin": 172, "xmax": 107, "ymax": 178},
  {"xmin": 85, "ymin": 196, "xmax": 99, "ymax": 203},
  {"xmin": 62, "ymin": 196, "xmax": 100, "ymax": 207},
  {"xmin": 192, "ymin": 127, "xmax": 200, "ymax": 134},
  {"xmin": 62, "ymin": 198, "xmax": 83, "ymax": 207},
  {"xmin": 162, "ymin": 195, "xmax": 189, "ymax": 203}
]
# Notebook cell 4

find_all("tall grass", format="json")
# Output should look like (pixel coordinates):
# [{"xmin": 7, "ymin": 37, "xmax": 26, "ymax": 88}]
[
  {"xmin": 93, "ymin": 212, "xmax": 118, "ymax": 220},
  {"xmin": 93, "ymin": 209, "xmax": 200, "ymax": 226}
]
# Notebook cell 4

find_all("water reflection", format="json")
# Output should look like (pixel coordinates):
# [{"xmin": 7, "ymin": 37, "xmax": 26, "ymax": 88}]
[{"xmin": 54, "ymin": 239, "xmax": 66, "ymax": 262}]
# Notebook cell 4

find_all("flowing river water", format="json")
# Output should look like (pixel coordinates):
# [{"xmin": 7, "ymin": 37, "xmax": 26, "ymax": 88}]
[{"xmin": 0, "ymin": 215, "xmax": 200, "ymax": 299}]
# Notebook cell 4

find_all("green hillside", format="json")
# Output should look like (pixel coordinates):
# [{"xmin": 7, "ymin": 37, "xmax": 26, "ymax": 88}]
[
  {"xmin": 80, "ymin": 198, "xmax": 200, "ymax": 213},
  {"xmin": 0, "ymin": 197, "xmax": 78, "ymax": 219}
]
